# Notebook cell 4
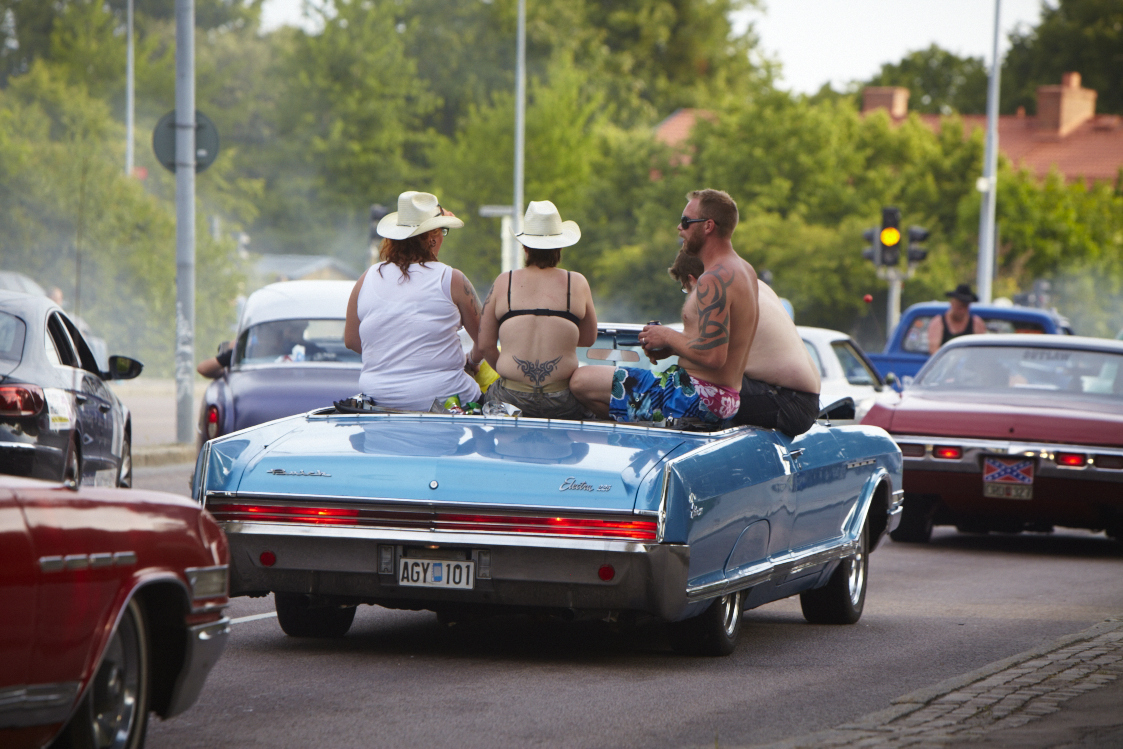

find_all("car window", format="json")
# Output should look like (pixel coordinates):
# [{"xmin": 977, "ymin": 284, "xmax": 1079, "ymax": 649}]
[
  {"xmin": 902, "ymin": 315, "xmax": 933, "ymax": 353},
  {"xmin": 831, "ymin": 341, "xmax": 878, "ymax": 386},
  {"xmin": 918, "ymin": 345, "xmax": 1123, "ymax": 398},
  {"xmin": 46, "ymin": 313, "xmax": 79, "ymax": 368},
  {"xmin": 61, "ymin": 314, "xmax": 103, "ymax": 374},
  {"xmin": 0, "ymin": 311, "xmax": 26, "ymax": 364},
  {"xmin": 577, "ymin": 331, "xmax": 678, "ymax": 372},
  {"xmin": 803, "ymin": 340, "xmax": 825, "ymax": 376},
  {"xmin": 234, "ymin": 319, "xmax": 360, "ymax": 365},
  {"xmin": 981, "ymin": 318, "xmax": 1046, "ymax": 335}
]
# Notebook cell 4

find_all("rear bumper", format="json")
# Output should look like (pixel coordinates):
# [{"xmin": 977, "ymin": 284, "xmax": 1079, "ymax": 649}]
[
  {"xmin": 164, "ymin": 618, "xmax": 230, "ymax": 718},
  {"xmin": 224, "ymin": 523, "xmax": 692, "ymax": 622}
]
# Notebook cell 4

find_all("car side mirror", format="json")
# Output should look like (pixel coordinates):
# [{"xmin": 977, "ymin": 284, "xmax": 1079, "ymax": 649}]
[
  {"xmin": 106, "ymin": 355, "xmax": 144, "ymax": 381},
  {"xmin": 586, "ymin": 348, "xmax": 641, "ymax": 363}
]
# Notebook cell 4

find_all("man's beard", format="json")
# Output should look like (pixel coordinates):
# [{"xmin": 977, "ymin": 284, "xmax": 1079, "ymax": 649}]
[{"xmin": 682, "ymin": 231, "xmax": 703, "ymax": 256}]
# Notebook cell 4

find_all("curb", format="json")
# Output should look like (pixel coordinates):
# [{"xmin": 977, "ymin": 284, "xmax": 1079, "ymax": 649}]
[
  {"xmin": 746, "ymin": 617, "xmax": 1123, "ymax": 749},
  {"xmin": 134, "ymin": 444, "xmax": 197, "ymax": 468}
]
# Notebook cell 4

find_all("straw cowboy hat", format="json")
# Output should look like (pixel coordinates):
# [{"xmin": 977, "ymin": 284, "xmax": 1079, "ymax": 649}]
[
  {"xmin": 511, "ymin": 200, "xmax": 581, "ymax": 249},
  {"xmin": 376, "ymin": 191, "xmax": 464, "ymax": 240}
]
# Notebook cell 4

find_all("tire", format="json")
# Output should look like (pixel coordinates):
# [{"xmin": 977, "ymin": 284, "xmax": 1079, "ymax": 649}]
[
  {"xmin": 52, "ymin": 598, "xmax": 150, "ymax": 749},
  {"xmin": 63, "ymin": 439, "xmax": 82, "ymax": 487},
  {"xmin": 275, "ymin": 593, "xmax": 356, "ymax": 638},
  {"xmin": 800, "ymin": 522, "xmax": 868, "ymax": 625},
  {"xmin": 889, "ymin": 493, "xmax": 934, "ymax": 543},
  {"xmin": 670, "ymin": 589, "xmax": 743, "ymax": 656},
  {"xmin": 117, "ymin": 433, "xmax": 133, "ymax": 488}
]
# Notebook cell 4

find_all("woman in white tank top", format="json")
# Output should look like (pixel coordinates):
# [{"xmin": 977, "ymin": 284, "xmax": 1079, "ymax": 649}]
[{"xmin": 344, "ymin": 191, "xmax": 485, "ymax": 410}]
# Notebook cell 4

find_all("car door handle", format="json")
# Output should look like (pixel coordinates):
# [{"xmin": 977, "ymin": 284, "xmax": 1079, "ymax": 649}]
[
  {"xmin": 786, "ymin": 449, "xmax": 805, "ymax": 459},
  {"xmin": 75, "ymin": 394, "xmax": 88, "ymax": 404},
  {"xmin": 98, "ymin": 403, "xmax": 112, "ymax": 413}
]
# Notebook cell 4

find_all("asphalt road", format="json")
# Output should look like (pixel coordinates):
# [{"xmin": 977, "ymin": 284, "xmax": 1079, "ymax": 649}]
[{"xmin": 136, "ymin": 464, "xmax": 1123, "ymax": 748}]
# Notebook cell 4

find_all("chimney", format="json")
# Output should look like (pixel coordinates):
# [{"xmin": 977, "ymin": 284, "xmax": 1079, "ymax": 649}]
[
  {"xmin": 1036, "ymin": 72, "xmax": 1097, "ymax": 137},
  {"xmin": 862, "ymin": 87, "xmax": 909, "ymax": 118}
]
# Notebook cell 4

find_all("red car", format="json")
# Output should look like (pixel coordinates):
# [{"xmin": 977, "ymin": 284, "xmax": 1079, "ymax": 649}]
[
  {"xmin": 0, "ymin": 475, "xmax": 230, "ymax": 748},
  {"xmin": 862, "ymin": 335, "xmax": 1123, "ymax": 542}
]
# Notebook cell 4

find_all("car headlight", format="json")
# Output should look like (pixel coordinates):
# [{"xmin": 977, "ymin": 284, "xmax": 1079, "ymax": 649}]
[{"xmin": 185, "ymin": 565, "xmax": 228, "ymax": 600}]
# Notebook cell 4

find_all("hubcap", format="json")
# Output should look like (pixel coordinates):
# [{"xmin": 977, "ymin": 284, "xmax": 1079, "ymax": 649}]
[
  {"xmin": 719, "ymin": 591, "xmax": 741, "ymax": 637},
  {"xmin": 847, "ymin": 539, "xmax": 866, "ymax": 606},
  {"xmin": 89, "ymin": 609, "xmax": 141, "ymax": 748}
]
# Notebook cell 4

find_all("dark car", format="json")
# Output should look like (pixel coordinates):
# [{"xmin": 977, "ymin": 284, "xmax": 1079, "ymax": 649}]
[
  {"xmin": 0, "ymin": 291, "xmax": 143, "ymax": 486},
  {"xmin": 862, "ymin": 335, "xmax": 1123, "ymax": 542},
  {"xmin": 197, "ymin": 280, "xmax": 362, "ymax": 450}
]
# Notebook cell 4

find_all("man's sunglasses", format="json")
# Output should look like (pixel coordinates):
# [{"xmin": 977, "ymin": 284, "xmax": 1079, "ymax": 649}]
[{"xmin": 680, "ymin": 216, "xmax": 712, "ymax": 229}]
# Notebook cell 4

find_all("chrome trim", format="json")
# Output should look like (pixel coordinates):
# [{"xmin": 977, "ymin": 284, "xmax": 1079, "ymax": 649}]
[
  {"xmin": 63, "ymin": 554, "xmax": 89, "ymax": 571},
  {"xmin": 185, "ymin": 565, "xmax": 229, "ymax": 600},
  {"xmin": 210, "ymin": 492, "xmax": 646, "ymax": 516},
  {"xmin": 220, "ymin": 521, "xmax": 653, "ymax": 553},
  {"xmin": 687, "ymin": 535, "xmax": 859, "ymax": 600},
  {"xmin": 0, "ymin": 681, "xmax": 81, "ymax": 728},
  {"xmin": 892, "ymin": 434, "xmax": 1123, "ymax": 481},
  {"xmin": 0, "ymin": 441, "xmax": 37, "ymax": 451},
  {"xmin": 113, "ymin": 550, "xmax": 138, "ymax": 566},
  {"xmin": 164, "ymin": 618, "xmax": 230, "ymax": 718},
  {"xmin": 39, "ymin": 555, "xmax": 64, "ymax": 573}
]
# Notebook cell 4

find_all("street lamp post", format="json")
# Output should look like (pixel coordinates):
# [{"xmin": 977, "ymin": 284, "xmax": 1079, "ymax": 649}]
[
  {"xmin": 174, "ymin": 0, "xmax": 196, "ymax": 444},
  {"xmin": 512, "ymin": 0, "xmax": 525, "ymax": 258},
  {"xmin": 126, "ymin": 0, "xmax": 134, "ymax": 176},
  {"xmin": 976, "ymin": 0, "xmax": 1002, "ymax": 304}
]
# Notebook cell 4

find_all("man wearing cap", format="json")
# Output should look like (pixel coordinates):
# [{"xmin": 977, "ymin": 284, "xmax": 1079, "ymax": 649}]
[
  {"xmin": 928, "ymin": 283, "xmax": 986, "ymax": 354},
  {"xmin": 477, "ymin": 200, "xmax": 598, "ymax": 419},
  {"xmin": 345, "ymin": 190, "xmax": 485, "ymax": 410}
]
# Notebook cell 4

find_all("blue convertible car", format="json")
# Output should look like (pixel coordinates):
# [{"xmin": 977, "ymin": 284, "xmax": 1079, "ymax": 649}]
[{"xmin": 194, "ymin": 331, "xmax": 902, "ymax": 655}]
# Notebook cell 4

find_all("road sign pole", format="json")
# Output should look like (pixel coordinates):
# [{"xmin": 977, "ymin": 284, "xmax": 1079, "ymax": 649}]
[
  {"xmin": 977, "ymin": 0, "xmax": 1002, "ymax": 304},
  {"xmin": 512, "ymin": 0, "xmax": 526, "ymax": 269},
  {"xmin": 174, "ymin": 0, "xmax": 196, "ymax": 444},
  {"xmin": 886, "ymin": 267, "xmax": 903, "ymax": 333}
]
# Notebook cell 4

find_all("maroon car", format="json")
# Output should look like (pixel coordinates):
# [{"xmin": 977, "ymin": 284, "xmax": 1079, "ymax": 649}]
[
  {"xmin": 0, "ymin": 475, "xmax": 230, "ymax": 748},
  {"xmin": 862, "ymin": 335, "xmax": 1123, "ymax": 542}
]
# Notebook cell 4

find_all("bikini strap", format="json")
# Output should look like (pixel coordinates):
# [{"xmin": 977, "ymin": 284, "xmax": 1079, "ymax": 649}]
[
  {"xmin": 566, "ymin": 271, "xmax": 571, "ymax": 312},
  {"xmin": 507, "ymin": 270, "xmax": 513, "ymax": 312}
]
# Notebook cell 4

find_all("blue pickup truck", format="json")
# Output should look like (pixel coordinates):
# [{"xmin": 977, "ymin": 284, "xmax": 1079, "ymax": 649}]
[{"xmin": 867, "ymin": 302, "xmax": 1072, "ymax": 383}]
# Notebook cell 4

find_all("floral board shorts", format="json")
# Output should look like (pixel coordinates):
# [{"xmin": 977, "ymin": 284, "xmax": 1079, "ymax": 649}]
[{"xmin": 608, "ymin": 365, "xmax": 740, "ymax": 423}]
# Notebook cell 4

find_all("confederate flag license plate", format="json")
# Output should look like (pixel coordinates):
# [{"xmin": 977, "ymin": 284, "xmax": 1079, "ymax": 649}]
[{"xmin": 982, "ymin": 456, "xmax": 1034, "ymax": 500}]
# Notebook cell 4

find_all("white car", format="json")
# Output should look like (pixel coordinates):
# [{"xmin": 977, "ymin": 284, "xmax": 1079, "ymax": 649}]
[{"xmin": 798, "ymin": 326, "xmax": 886, "ymax": 421}]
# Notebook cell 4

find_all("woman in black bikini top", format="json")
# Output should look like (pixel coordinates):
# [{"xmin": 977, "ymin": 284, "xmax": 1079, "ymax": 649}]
[{"xmin": 476, "ymin": 200, "xmax": 598, "ymax": 419}]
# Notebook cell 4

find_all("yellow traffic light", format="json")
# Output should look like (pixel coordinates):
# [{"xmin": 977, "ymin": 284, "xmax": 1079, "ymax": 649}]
[{"xmin": 880, "ymin": 227, "xmax": 901, "ymax": 246}]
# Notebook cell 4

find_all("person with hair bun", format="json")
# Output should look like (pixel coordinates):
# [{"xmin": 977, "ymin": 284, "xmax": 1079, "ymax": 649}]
[
  {"xmin": 344, "ymin": 191, "xmax": 485, "ymax": 410},
  {"xmin": 476, "ymin": 200, "xmax": 598, "ymax": 419}
]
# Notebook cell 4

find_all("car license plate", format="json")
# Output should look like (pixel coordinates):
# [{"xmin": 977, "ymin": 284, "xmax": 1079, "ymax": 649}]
[
  {"xmin": 398, "ymin": 558, "xmax": 474, "ymax": 589},
  {"xmin": 982, "ymin": 456, "xmax": 1034, "ymax": 500}
]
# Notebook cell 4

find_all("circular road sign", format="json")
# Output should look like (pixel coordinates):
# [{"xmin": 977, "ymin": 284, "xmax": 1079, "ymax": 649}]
[{"xmin": 152, "ymin": 110, "xmax": 220, "ymax": 173}]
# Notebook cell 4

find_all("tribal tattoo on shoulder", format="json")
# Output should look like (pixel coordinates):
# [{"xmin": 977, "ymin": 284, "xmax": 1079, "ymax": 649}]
[
  {"xmin": 513, "ymin": 355, "xmax": 562, "ymax": 386},
  {"xmin": 463, "ymin": 277, "xmax": 482, "ymax": 317},
  {"xmin": 690, "ymin": 265, "xmax": 733, "ymax": 352}
]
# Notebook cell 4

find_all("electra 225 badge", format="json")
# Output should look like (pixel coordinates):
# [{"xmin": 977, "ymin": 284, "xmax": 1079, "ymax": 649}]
[{"xmin": 267, "ymin": 469, "xmax": 332, "ymax": 477}]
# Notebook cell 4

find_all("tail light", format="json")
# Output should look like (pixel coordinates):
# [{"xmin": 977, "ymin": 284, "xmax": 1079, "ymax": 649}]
[
  {"xmin": 0, "ymin": 384, "xmax": 45, "ymax": 417},
  {"xmin": 933, "ymin": 446, "xmax": 962, "ymax": 460},
  {"xmin": 898, "ymin": 443, "xmax": 926, "ymax": 458},
  {"xmin": 205, "ymin": 404, "xmax": 220, "ymax": 439},
  {"xmin": 1055, "ymin": 452, "xmax": 1087, "ymax": 467}
]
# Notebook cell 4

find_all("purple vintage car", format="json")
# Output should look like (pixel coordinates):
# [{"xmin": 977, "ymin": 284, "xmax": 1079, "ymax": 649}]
[{"xmin": 197, "ymin": 280, "xmax": 362, "ymax": 450}]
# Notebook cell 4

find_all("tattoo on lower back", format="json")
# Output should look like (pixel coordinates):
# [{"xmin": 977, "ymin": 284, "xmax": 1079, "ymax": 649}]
[
  {"xmin": 690, "ymin": 266, "xmax": 732, "ymax": 352},
  {"xmin": 513, "ymin": 355, "xmax": 562, "ymax": 386}
]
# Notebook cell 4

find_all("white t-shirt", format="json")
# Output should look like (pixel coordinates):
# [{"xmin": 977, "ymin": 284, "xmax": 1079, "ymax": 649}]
[{"xmin": 356, "ymin": 261, "xmax": 481, "ymax": 409}]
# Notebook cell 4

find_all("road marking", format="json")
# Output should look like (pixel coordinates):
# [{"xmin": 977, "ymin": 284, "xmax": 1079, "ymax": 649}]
[{"xmin": 230, "ymin": 612, "xmax": 277, "ymax": 625}]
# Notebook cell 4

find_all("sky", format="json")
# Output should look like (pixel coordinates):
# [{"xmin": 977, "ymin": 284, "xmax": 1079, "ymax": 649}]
[{"xmin": 259, "ymin": 0, "xmax": 1050, "ymax": 95}]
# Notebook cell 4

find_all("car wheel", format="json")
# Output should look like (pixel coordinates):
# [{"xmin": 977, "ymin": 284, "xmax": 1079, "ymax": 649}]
[
  {"xmin": 63, "ymin": 439, "xmax": 82, "ymax": 487},
  {"xmin": 669, "ymin": 589, "xmax": 743, "ymax": 656},
  {"xmin": 800, "ymin": 521, "xmax": 868, "ymax": 625},
  {"xmin": 117, "ymin": 433, "xmax": 133, "ymax": 488},
  {"xmin": 53, "ymin": 598, "xmax": 149, "ymax": 749},
  {"xmin": 274, "ymin": 593, "xmax": 356, "ymax": 638},
  {"xmin": 890, "ymin": 493, "xmax": 934, "ymax": 543}
]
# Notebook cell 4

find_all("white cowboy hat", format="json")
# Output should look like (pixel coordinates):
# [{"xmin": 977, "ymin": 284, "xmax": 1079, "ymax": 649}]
[
  {"xmin": 376, "ymin": 191, "xmax": 464, "ymax": 240},
  {"xmin": 511, "ymin": 200, "xmax": 581, "ymax": 250}
]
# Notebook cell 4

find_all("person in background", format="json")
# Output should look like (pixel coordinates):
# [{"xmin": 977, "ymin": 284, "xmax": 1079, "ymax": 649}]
[
  {"xmin": 477, "ymin": 200, "xmax": 597, "ymax": 419},
  {"xmin": 928, "ymin": 283, "xmax": 986, "ymax": 354},
  {"xmin": 344, "ymin": 191, "xmax": 484, "ymax": 410},
  {"xmin": 666, "ymin": 247, "xmax": 820, "ymax": 436}
]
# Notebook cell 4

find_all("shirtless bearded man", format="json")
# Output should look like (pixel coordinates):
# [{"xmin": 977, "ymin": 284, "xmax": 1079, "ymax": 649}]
[{"xmin": 571, "ymin": 189, "xmax": 756, "ymax": 423}]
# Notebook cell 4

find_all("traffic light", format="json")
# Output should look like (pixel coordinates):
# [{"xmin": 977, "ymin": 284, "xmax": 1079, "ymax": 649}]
[
  {"xmin": 879, "ymin": 207, "xmax": 901, "ymax": 266},
  {"xmin": 861, "ymin": 228, "xmax": 879, "ymax": 266},
  {"xmin": 907, "ymin": 226, "xmax": 930, "ymax": 264}
]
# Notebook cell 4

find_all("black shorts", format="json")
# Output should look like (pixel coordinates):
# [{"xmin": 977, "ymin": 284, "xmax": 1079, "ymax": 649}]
[{"xmin": 731, "ymin": 375, "xmax": 820, "ymax": 437}]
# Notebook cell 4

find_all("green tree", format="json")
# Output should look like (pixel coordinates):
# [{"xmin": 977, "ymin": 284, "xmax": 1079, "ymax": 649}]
[
  {"xmin": 863, "ymin": 44, "xmax": 988, "ymax": 115},
  {"xmin": 1002, "ymin": 0, "xmax": 1123, "ymax": 114}
]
